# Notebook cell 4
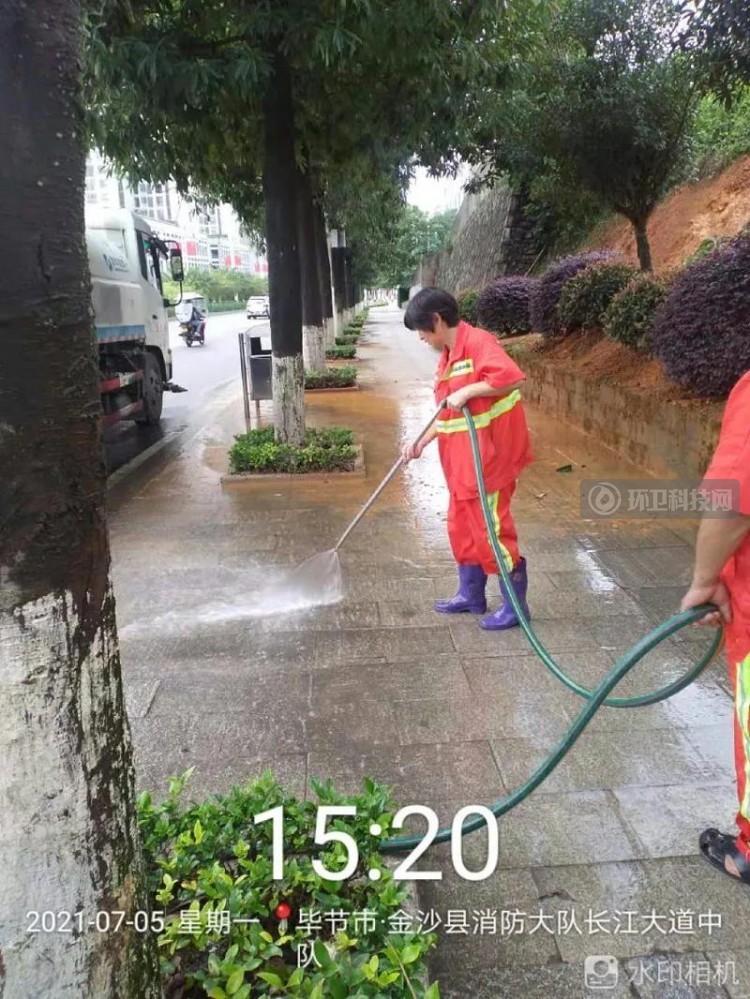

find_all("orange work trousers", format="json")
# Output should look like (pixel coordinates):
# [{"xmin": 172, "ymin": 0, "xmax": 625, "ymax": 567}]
[
  {"xmin": 447, "ymin": 483, "xmax": 520, "ymax": 576},
  {"xmin": 731, "ymin": 651, "xmax": 750, "ymax": 859}
]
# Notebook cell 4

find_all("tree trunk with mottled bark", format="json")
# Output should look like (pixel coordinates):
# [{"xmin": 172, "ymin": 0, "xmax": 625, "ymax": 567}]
[
  {"xmin": 262, "ymin": 50, "xmax": 305, "ymax": 444},
  {"xmin": 331, "ymin": 246, "xmax": 347, "ymax": 337},
  {"xmin": 313, "ymin": 202, "xmax": 335, "ymax": 348},
  {"xmin": 0, "ymin": 3, "xmax": 160, "ymax": 996},
  {"xmin": 632, "ymin": 215, "xmax": 653, "ymax": 272},
  {"xmin": 297, "ymin": 171, "xmax": 326, "ymax": 372}
]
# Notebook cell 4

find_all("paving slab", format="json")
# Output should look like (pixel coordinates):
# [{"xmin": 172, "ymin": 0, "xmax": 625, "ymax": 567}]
[
  {"xmin": 491, "ymin": 726, "xmax": 730, "ymax": 796},
  {"xmin": 531, "ymin": 857, "xmax": 750, "ymax": 959}
]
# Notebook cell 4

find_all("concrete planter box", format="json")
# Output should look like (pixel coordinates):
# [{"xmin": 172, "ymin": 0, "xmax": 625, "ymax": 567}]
[
  {"xmin": 221, "ymin": 444, "xmax": 365, "ymax": 487},
  {"xmin": 520, "ymin": 350, "xmax": 724, "ymax": 478}
]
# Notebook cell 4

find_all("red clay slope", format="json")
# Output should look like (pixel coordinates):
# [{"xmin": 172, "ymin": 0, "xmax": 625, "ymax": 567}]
[{"xmin": 586, "ymin": 154, "xmax": 750, "ymax": 272}]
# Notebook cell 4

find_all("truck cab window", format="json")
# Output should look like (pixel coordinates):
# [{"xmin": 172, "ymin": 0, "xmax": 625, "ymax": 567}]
[{"xmin": 136, "ymin": 230, "xmax": 163, "ymax": 295}]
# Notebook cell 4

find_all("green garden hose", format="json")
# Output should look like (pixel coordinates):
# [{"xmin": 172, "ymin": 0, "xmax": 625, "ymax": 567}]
[{"xmin": 381, "ymin": 405, "xmax": 724, "ymax": 852}]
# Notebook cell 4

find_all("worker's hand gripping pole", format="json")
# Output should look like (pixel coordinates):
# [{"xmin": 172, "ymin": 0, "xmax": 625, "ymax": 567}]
[{"xmin": 332, "ymin": 403, "xmax": 446, "ymax": 553}]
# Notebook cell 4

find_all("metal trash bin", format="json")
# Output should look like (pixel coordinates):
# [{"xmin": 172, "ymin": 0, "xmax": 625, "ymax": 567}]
[
  {"xmin": 246, "ymin": 335, "xmax": 272, "ymax": 400},
  {"xmin": 239, "ymin": 332, "xmax": 273, "ymax": 428}
]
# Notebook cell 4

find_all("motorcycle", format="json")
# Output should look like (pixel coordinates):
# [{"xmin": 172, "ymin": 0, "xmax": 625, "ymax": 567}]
[{"xmin": 179, "ymin": 317, "xmax": 206, "ymax": 347}]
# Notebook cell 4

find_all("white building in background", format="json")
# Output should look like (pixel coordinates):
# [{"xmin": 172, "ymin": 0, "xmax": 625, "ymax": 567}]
[{"xmin": 85, "ymin": 150, "xmax": 268, "ymax": 276}]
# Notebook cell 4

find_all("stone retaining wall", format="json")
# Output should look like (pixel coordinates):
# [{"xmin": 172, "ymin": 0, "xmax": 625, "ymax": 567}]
[
  {"xmin": 519, "ymin": 350, "xmax": 724, "ymax": 478},
  {"xmin": 414, "ymin": 184, "xmax": 545, "ymax": 296}
]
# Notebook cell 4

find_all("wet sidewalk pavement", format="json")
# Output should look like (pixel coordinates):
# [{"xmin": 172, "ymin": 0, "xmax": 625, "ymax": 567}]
[{"xmin": 110, "ymin": 305, "xmax": 750, "ymax": 998}]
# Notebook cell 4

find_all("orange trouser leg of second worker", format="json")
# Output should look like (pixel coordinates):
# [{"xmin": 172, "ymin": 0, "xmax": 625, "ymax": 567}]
[
  {"xmin": 732, "ymin": 652, "xmax": 750, "ymax": 859},
  {"xmin": 447, "ymin": 487, "xmax": 520, "ymax": 575}
]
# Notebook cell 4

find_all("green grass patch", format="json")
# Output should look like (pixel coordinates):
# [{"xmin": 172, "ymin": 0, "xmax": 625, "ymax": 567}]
[
  {"xmin": 229, "ymin": 425, "xmax": 357, "ymax": 474},
  {"xmin": 140, "ymin": 771, "xmax": 437, "ymax": 998},
  {"xmin": 326, "ymin": 344, "xmax": 357, "ymax": 360},
  {"xmin": 305, "ymin": 366, "xmax": 358, "ymax": 390}
]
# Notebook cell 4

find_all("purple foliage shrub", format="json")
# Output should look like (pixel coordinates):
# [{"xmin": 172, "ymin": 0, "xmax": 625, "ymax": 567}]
[
  {"xmin": 652, "ymin": 230, "xmax": 750, "ymax": 397},
  {"xmin": 530, "ymin": 251, "xmax": 614, "ymax": 337},
  {"xmin": 477, "ymin": 276, "xmax": 538, "ymax": 337}
]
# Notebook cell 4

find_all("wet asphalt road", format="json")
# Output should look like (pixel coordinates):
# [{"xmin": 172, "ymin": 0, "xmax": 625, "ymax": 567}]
[{"xmin": 102, "ymin": 311, "xmax": 269, "ymax": 477}]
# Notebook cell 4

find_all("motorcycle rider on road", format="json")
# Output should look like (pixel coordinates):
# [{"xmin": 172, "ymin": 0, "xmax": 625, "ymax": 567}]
[{"xmin": 187, "ymin": 303, "xmax": 204, "ymax": 342}]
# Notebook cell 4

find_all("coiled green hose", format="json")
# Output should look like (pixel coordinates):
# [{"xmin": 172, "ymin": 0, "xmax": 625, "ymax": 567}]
[{"xmin": 381, "ymin": 405, "xmax": 723, "ymax": 852}]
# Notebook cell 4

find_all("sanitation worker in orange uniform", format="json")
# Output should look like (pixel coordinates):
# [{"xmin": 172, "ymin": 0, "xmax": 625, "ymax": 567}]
[
  {"xmin": 401, "ymin": 288, "xmax": 532, "ymax": 629},
  {"xmin": 681, "ymin": 370, "xmax": 750, "ymax": 883}
]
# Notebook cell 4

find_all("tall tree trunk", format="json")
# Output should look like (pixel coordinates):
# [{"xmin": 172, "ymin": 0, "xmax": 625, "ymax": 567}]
[
  {"xmin": 344, "ymin": 249, "xmax": 355, "ymax": 322},
  {"xmin": 331, "ymin": 246, "xmax": 347, "ymax": 335},
  {"xmin": 262, "ymin": 51, "xmax": 304, "ymax": 445},
  {"xmin": 0, "ymin": 3, "xmax": 160, "ymax": 996},
  {"xmin": 313, "ymin": 202, "xmax": 335, "ymax": 348},
  {"xmin": 632, "ymin": 215, "xmax": 653, "ymax": 272},
  {"xmin": 297, "ymin": 170, "xmax": 326, "ymax": 372}
]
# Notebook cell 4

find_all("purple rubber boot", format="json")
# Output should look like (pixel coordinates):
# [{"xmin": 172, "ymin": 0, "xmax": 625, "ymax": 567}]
[
  {"xmin": 480, "ymin": 557, "xmax": 530, "ymax": 630},
  {"xmin": 434, "ymin": 564, "xmax": 488, "ymax": 614}
]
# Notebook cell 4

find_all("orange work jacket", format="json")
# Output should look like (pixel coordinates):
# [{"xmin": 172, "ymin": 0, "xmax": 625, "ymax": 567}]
[
  {"xmin": 702, "ymin": 370, "xmax": 750, "ymax": 662},
  {"xmin": 433, "ymin": 321, "xmax": 532, "ymax": 499}
]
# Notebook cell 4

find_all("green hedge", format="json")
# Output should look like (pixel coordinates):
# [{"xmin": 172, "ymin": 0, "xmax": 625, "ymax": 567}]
[
  {"xmin": 456, "ymin": 288, "xmax": 480, "ymax": 326},
  {"xmin": 326, "ymin": 345, "xmax": 357, "ymax": 360},
  {"xmin": 557, "ymin": 262, "xmax": 637, "ymax": 333},
  {"xmin": 603, "ymin": 274, "xmax": 670, "ymax": 351},
  {"xmin": 305, "ymin": 366, "xmax": 358, "ymax": 390},
  {"xmin": 140, "ymin": 772, "xmax": 437, "ymax": 998},
  {"xmin": 229, "ymin": 426, "xmax": 358, "ymax": 473}
]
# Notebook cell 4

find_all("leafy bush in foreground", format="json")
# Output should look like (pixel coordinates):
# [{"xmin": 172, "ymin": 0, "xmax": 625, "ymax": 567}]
[{"xmin": 140, "ymin": 772, "xmax": 437, "ymax": 997}]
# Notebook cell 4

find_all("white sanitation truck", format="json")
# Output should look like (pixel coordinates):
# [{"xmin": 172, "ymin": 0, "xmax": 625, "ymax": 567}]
[{"xmin": 85, "ymin": 206, "xmax": 185, "ymax": 428}]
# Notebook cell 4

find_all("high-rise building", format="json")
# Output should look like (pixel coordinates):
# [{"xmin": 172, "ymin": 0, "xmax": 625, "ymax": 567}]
[{"xmin": 85, "ymin": 150, "xmax": 268, "ymax": 276}]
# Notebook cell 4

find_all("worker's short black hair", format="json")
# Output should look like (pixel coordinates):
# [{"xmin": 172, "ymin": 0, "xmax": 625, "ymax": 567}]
[{"xmin": 404, "ymin": 287, "xmax": 460, "ymax": 331}]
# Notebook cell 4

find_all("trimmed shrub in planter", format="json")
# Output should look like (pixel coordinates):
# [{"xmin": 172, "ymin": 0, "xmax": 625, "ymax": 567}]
[
  {"xmin": 477, "ymin": 276, "xmax": 537, "ymax": 337},
  {"xmin": 456, "ymin": 287, "xmax": 480, "ymax": 326},
  {"xmin": 326, "ymin": 344, "xmax": 357, "ymax": 360},
  {"xmin": 229, "ymin": 425, "xmax": 358, "ymax": 473},
  {"xmin": 558, "ymin": 262, "xmax": 638, "ymax": 334},
  {"xmin": 530, "ymin": 251, "xmax": 614, "ymax": 337},
  {"xmin": 305, "ymin": 365, "xmax": 358, "ymax": 390},
  {"xmin": 336, "ymin": 334, "xmax": 360, "ymax": 346},
  {"xmin": 603, "ymin": 274, "xmax": 670, "ymax": 352},
  {"xmin": 140, "ymin": 771, "xmax": 436, "ymax": 997},
  {"xmin": 652, "ymin": 230, "xmax": 750, "ymax": 397}
]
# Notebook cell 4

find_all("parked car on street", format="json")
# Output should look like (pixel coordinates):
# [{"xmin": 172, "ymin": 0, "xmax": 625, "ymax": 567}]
[{"xmin": 246, "ymin": 295, "xmax": 270, "ymax": 319}]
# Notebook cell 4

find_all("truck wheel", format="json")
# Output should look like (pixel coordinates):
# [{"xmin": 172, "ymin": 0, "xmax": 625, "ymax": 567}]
[{"xmin": 137, "ymin": 352, "xmax": 164, "ymax": 425}]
